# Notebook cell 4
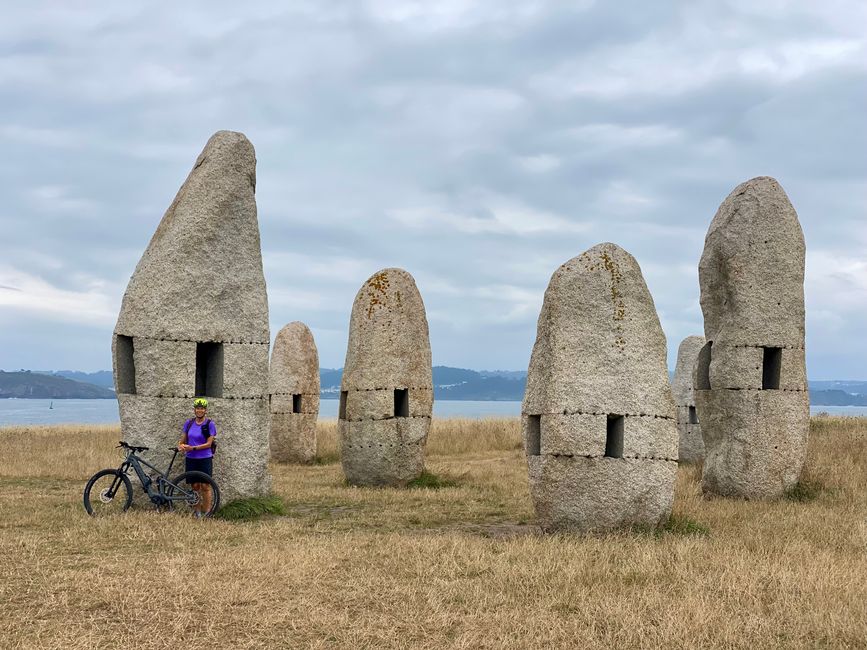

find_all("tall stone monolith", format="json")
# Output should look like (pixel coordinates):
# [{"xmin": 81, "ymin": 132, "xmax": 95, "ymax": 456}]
[
  {"xmin": 112, "ymin": 130, "xmax": 271, "ymax": 503},
  {"xmin": 523, "ymin": 243, "xmax": 677, "ymax": 533},
  {"xmin": 338, "ymin": 268, "xmax": 433, "ymax": 486},
  {"xmin": 695, "ymin": 176, "xmax": 808, "ymax": 499},
  {"xmin": 269, "ymin": 322, "xmax": 320, "ymax": 463},
  {"xmin": 673, "ymin": 335, "xmax": 705, "ymax": 463}
]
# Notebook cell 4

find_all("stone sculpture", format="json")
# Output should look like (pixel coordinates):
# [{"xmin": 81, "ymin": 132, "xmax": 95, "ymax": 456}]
[
  {"xmin": 523, "ymin": 243, "xmax": 677, "ymax": 533},
  {"xmin": 694, "ymin": 176, "xmax": 808, "ymax": 499},
  {"xmin": 673, "ymin": 335, "xmax": 705, "ymax": 463},
  {"xmin": 338, "ymin": 268, "xmax": 433, "ymax": 486},
  {"xmin": 112, "ymin": 130, "xmax": 271, "ymax": 503},
  {"xmin": 269, "ymin": 322, "xmax": 320, "ymax": 463}
]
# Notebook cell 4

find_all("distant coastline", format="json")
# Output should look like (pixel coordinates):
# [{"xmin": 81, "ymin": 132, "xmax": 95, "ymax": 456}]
[{"xmin": 2, "ymin": 367, "xmax": 866, "ymax": 405}]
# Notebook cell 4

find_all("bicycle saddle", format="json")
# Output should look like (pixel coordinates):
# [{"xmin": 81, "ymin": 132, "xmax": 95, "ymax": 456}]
[{"xmin": 119, "ymin": 441, "xmax": 149, "ymax": 452}]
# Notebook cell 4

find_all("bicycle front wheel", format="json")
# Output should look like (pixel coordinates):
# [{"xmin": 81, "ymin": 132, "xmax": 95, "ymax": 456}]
[
  {"xmin": 83, "ymin": 469, "xmax": 133, "ymax": 516},
  {"xmin": 166, "ymin": 471, "xmax": 220, "ymax": 517}
]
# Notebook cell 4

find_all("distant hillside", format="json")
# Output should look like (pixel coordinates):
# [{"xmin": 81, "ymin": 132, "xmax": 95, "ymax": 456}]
[
  {"xmin": 320, "ymin": 366, "xmax": 525, "ymax": 401},
  {"xmin": 33, "ymin": 370, "xmax": 115, "ymax": 389},
  {"xmin": 9, "ymin": 367, "xmax": 867, "ymax": 404},
  {"xmin": 0, "ymin": 371, "xmax": 116, "ymax": 399}
]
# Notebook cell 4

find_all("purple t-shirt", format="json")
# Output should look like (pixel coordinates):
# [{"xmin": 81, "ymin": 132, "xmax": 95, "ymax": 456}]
[{"xmin": 184, "ymin": 419, "xmax": 216, "ymax": 459}]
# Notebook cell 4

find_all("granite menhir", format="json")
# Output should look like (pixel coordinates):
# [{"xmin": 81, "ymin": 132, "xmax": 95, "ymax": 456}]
[
  {"xmin": 269, "ymin": 322, "xmax": 320, "ymax": 464},
  {"xmin": 523, "ymin": 243, "xmax": 677, "ymax": 533},
  {"xmin": 112, "ymin": 130, "xmax": 272, "ymax": 503},
  {"xmin": 338, "ymin": 268, "xmax": 433, "ymax": 486},
  {"xmin": 673, "ymin": 335, "xmax": 705, "ymax": 463},
  {"xmin": 694, "ymin": 176, "xmax": 808, "ymax": 499}
]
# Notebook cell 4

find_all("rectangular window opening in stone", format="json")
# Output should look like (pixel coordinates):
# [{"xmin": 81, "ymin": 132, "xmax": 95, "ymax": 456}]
[
  {"xmin": 195, "ymin": 342, "xmax": 224, "ymax": 398},
  {"xmin": 762, "ymin": 347, "xmax": 782, "ymax": 390},
  {"xmin": 394, "ymin": 388, "xmax": 409, "ymax": 417},
  {"xmin": 339, "ymin": 391, "xmax": 347, "ymax": 420},
  {"xmin": 696, "ymin": 341, "xmax": 712, "ymax": 390},
  {"xmin": 526, "ymin": 415, "xmax": 541, "ymax": 456},
  {"xmin": 115, "ymin": 335, "xmax": 136, "ymax": 395},
  {"xmin": 605, "ymin": 415, "xmax": 624, "ymax": 458},
  {"xmin": 292, "ymin": 394, "xmax": 302, "ymax": 413},
  {"xmin": 688, "ymin": 405, "xmax": 698, "ymax": 425}
]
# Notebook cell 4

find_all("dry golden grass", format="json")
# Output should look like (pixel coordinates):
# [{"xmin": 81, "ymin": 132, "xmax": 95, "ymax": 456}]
[{"xmin": 1, "ymin": 416, "xmax": 865, "ymax": 649}]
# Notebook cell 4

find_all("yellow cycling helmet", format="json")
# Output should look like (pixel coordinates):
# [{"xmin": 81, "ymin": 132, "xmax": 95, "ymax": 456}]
[{"xmin": 193, "ymin": 397, "xmax": 208, "ymax": 408}]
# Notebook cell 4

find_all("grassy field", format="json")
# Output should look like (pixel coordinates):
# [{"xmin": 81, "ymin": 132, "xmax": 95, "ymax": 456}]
[{"xmin": 0, "ymin": 416, "xmax": 865, "ymax": 649}]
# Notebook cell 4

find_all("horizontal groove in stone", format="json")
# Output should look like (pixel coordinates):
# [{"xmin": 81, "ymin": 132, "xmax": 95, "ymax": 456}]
[
  {"xmin": 339, "ymin": 415, "xmax": 432, "ymax": 423},
  {"xmin": 523, "ymin": 411, "xmax": 674, "ymax": 420},
  {"xmin": 115, "ymin": 333, "xmax": 269, "ymax": 345},
  {"xmin": 342, "ymin": 387, "xmax": 433, "ymax": 392},
  {"xmin": 700, "ymin": 388, "xmax": 807, "ymax": 393},
  {"xmin": 717, "ymin": 343, "xmax": 805, "ymax": 350},
  {"xmin": 270, "ymin": 411, "xmax": 318, "ymax": 415},
  {"xmin": 545, "ymin": 453, "xmax": 678, "ymax": 463},
  {"xmin": 129, "ymin": 394, "xmax": 269, "ymax": 401},
  {"xmin": 270, "ymin": 392, "xmax": 319, "ymax": 397},
  {"xmin": 345, "ymin": 441, "xmax": 424, "ymax": 449}
]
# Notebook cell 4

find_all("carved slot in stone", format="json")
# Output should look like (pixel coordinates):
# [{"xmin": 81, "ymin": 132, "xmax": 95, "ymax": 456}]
[
  {"xmin": 762, "ymin": 347, "xmax": 782, "ymax": 390},
  {"xmin": 394, "ymin": 388, "xmax": 409, "ymax": 417},
  {"xmin": 605, "ymin": 415, "xmax": 624, "ymax": 458},
  {"xmin": 195, "ymin": 342, "xmax": 224, "ymax": 398},
  {"xmin": 292, "ymin": 394, "xmax": 302, "ymax": 413},
  {"xmin": 696, "ymin": 341, "xmax": 712, "ymax": 390},
  {"xmin": 688, "ymin": 406, "xmax": 698, "ymax": 425},
  {"xmin": 115, "ymin": 335, "xmax": 136, "ymax": 395},
  {"xmin": 526, "ymin": 415, "xmax": 541, "ymax": 456},
  {"xmin": 339, "ymin": 391, "xmax": 347, "ymax": 420}
]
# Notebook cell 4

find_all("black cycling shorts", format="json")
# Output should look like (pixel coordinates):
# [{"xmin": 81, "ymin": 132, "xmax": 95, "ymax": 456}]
[{"xmin": 185, "ymin": 456, "xmax": 213, "ymax": 478}]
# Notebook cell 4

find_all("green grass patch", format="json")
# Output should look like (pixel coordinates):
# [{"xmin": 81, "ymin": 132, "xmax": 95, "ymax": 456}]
[
  {"xmin": 633, "ymin": 514, "xmax": 710, "ymax": 538},
  {"xmin": 660, "ymin": 514, "xmax": 710, "ymax": 537},
  {"xmin": 406, "ymin": 470, "xmax": 459, "ymax": 490},
  {"xmin": 785, "ymin": 479, "xmax": 825, "ymax": 502},
  {"xmin": 214, "ymin": 494, "xmax": 287, "ymax": 521}
]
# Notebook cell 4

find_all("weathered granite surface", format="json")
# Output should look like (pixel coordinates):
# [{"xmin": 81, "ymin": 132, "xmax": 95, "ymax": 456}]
[
  {"xmin": 523, "ymin": 243, "xmax": 677, "ymax": 533},
  {"xmin": 696, "ymin": 176, "xmax": 808, "ymax": 498},
  {"xmin": 673, "ymin": 335, "xmax": 705, "ymax": 463},
  {"xmin": 112, "ymin": 130, "xmax": 271, "ymax": 503},
  {"xmin": 339, "ymin": 268, "xmax": 433, "ymax": 486},
  {"xmin": 270, "ymin": 322, "xmax": 320, "ymax": 464}
]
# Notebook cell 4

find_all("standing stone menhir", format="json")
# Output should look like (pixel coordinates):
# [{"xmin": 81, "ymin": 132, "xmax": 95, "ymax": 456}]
[
  {"xmin": 523, "ymin": 243, "xmax": 678, "ymax": 533},
  {"xmin": 695, "ymin": 176, "xmax": 808, "ymax": 499},
  {"xmin": 112, "ymin": 130, "xmax": 272, "ymax": 503},
  {"xmin": 270, "ymin": 322, "xmax": 320, "ymax": 464},
  {"xmin": 338, "ymin": 268, "xmax": 433, "ymax": 486},
  {"xmin": 673, "ymin": 335, "xmax": 705, "ymax": 463}
]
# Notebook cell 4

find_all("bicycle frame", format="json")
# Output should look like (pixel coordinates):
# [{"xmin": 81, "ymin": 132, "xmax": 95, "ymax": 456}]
[{"xmin": 121, "ymin": 448, "xmax": 198, "ymax": 505}]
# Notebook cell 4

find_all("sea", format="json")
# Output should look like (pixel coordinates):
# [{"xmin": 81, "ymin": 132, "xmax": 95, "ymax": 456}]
[{"xmin": 0, "ymin": 399, "xmax": 865, "ymax": 427}]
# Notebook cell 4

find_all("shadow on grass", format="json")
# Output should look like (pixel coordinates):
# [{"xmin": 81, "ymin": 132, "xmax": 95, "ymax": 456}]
[
  {"xmin": 338, "ymin": 470, "xmax": 461, "ymax": 490},
  {"xmin": 214, "ymin": 494, "xmax": 287, "ymax": 521}
]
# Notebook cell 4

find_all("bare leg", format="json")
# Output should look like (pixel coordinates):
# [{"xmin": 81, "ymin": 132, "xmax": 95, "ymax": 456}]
[
  {"xmin": 191, "ymin": 482, "xmax": 202, "ymax": 513},
  {"xmin": 202, "ymin": 484, "xmax": 212, "ymax": 515}
]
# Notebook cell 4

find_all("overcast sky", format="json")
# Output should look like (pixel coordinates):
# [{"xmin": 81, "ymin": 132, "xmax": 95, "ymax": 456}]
[{"xmin": 0, "ymin": 1, "xmax": 864, "ymax": 378}]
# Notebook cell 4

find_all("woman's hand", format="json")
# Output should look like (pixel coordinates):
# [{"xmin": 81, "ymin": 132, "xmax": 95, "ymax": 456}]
[{"xmin": 179, "ymin": 444, "xmax": 192, "ymax": 452}]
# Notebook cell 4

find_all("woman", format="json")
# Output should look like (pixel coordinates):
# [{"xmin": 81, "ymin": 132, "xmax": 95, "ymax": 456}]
[{"xmin": 178, "ymin": 397, "xmax": 217, "ymax": 517}]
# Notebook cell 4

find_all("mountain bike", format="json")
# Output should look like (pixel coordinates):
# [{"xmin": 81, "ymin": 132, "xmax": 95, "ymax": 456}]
[{"xmin": 83, "ymin": 441, "xmax": 220, "ymax": 517}]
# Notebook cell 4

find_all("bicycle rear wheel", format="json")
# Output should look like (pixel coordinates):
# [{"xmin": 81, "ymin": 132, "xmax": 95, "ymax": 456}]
[
  {"xmin": 83, "ymin": 469, "xmax": 133, "ymax": 516},
  {"xmin": 166, "ymin": 471, "xmax": 220, "ymax": 517}
]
